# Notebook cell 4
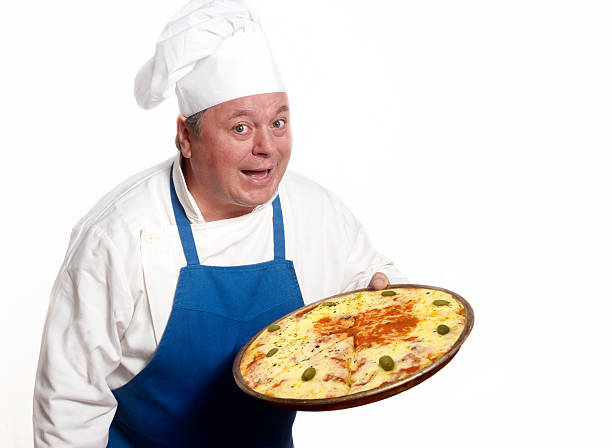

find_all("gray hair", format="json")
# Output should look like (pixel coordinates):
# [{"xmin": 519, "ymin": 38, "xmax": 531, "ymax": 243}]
[{"xmin": 175, "ymin": 109, "xmax": 206, "ymax": 150}]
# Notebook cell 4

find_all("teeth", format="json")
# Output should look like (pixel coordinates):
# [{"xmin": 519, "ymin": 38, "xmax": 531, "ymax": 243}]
[{"xmin": 243, "ymin": 169, "xmax": 269, "ymax": 179}]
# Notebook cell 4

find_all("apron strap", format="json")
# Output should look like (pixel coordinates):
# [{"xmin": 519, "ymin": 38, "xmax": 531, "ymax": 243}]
[
  {"xmin": 170, "ymin": 163, "xmax": 286, "ymax": 264},
  {"xmin": 272, "ymin": 195, "xmax": 286, "ymax": 261},
  {"xmin": 170, "ymin": 163, "xmax": 200, "ymax": 266}
]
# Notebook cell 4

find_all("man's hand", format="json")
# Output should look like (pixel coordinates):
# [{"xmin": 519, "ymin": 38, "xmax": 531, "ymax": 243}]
[{"xmin": 368, "ymin": 272, "xmax": 390, "ymax": 290}]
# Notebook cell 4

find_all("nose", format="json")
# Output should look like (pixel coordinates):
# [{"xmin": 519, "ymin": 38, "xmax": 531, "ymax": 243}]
[{"xmin": 252, "ymin": 128, "xmax": 274, "ymax": 157}]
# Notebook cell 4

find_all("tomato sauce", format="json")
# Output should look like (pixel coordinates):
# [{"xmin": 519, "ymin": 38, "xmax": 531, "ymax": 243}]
[
  {"xmin": 245, "ymin": 353, "xmax": 264, "ymax": 374},
  {"xmin": 329, "ymin": 356, "xmax": 348, "ymax": 368},
  {"xmin": 323, "ymin": 374, "xmax": 347, "ymax": 384},
  {"xmin": 312, "ymin": 302, "xmax": 420, "ymax": 348},
  {"xmin": 379, "ymin": 366, "xmax": 422, "ymax": 387},
  {"xmin": 295, "ymin": 304, "xmax": 318, "ymax": 318}
]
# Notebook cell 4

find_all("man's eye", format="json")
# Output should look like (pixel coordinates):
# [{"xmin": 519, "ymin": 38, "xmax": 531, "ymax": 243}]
[
  {"xmin": 234, "ymin": 124, "xmax": 248, "ymax": 134},
  {"xmin": 273, "ymin": 119, "xmax": 286, "ymax": 129}
]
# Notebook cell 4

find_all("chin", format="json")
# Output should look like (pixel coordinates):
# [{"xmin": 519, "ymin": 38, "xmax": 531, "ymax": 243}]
[
  {"xmin": 234, "ymin": 167, "xmax": 286, "ymax": 207},
  {"xmin": 236, "ymin": 187, "xmax": 278, "ymax": 208}
]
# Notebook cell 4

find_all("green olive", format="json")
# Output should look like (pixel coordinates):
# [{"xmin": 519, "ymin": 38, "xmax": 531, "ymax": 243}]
[
  {"xmin": 322, "ymin": 301, "xmax": 337, "ymax": 307},
  {"xmin": 379, "ymin": 355, "xmax": 395, "ymax": 371},
  {"xmin": 302, "ymin": 367, "xmax": 316, "ymax": 381},
  {"xmin": 433, "ymin": 299, "xmax": 450, "ymax": 306},
  {"xmin": 266, "ymin": 348, "xmax": 279, "ymax": 357},
  {"xmin": 437, "ymin": 324, "xmax": 450, "ymax": 335},
  {"xmin": 381, "ymin": 290, "xmax": 397, "ymax": 296},
  {"xmin": 267, "ymin": 324, "xmax": 280, "ymax": 332}
]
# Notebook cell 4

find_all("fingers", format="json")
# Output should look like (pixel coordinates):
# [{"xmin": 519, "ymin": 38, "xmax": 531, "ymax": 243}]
[{"xmin": 369, "ymin": 272, "xmax": 390, "ymax": 290}]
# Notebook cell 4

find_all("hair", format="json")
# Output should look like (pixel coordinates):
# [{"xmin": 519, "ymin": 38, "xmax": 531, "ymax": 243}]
[{"xmin": 175, "ymin": 109, "xmax": 206, "ymax": 150}]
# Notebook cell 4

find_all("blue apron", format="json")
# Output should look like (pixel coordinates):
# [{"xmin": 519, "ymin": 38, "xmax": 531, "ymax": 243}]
[{"xmin": 108, "ymin": 167, "xmax": 304, "ymax": 447}]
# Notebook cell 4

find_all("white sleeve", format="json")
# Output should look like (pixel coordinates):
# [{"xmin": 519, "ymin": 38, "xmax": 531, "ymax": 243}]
[
  {"xmin": 33, "ymin": 226, "xmax": 133, "ymax": 448},
  {"xmin": 339, "ymin": 204, "xmax": 408, "ymax": 292}
]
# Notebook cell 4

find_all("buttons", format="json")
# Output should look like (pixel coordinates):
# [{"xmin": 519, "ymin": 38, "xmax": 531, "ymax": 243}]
[{"xmin": 142, "ymin": 230, "xmax": 159, "ymax": 244}]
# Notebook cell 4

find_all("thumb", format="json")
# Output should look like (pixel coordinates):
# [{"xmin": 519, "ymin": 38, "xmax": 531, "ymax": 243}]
[{"xmin": 369, "ymin": 272, "xmax": 389, "ymax": 290}]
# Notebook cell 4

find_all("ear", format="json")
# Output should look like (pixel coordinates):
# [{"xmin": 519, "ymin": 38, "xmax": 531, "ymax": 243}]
[{"xmin": 176, "ymin": 115, "xmax": 194, "ymax": 158}]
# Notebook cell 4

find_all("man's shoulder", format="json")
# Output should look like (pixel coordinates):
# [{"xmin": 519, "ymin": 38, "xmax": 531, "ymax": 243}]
[
  {"xmin": 280, "ymin": 170, "xmax": 357, "ymax": 225},
  {"xmin": 281, "ymin": 170, "xmax": 340, "ymax": 203},
  {"xmin": 69, "ymin": 157, "xmax": 174, "ymax": 248}
]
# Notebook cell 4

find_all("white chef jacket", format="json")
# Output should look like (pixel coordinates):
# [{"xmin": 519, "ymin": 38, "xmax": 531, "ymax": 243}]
[{"xmin": 33, "ymin": 153, "xmax": 407, "ymax": 447}]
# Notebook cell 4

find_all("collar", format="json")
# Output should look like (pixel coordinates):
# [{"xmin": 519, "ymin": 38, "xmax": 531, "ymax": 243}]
[{"xmin": 171, "ymin": 152, "xmax": 278, "ymax": 224}]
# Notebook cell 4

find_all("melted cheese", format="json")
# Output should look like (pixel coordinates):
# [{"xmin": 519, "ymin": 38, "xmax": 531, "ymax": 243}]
[
  {"xmin": 259, "ymin": 337, "xmax": 353, "ymax": 399},
  {"xmin": 240, "ymin": 287, "xmax": 465, "ymax": 399}
]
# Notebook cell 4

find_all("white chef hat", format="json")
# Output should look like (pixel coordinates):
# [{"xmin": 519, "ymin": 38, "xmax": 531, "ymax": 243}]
[{"xmin": 134, "ymin": 0, "xmax": 285, "ymax": 116}]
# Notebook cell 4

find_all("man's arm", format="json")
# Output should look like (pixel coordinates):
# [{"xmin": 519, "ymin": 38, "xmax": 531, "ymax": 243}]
[
  {"xmin": 34, "ymin": 226, "xmax": 132, "ymax": 448},
  {"xmin": 338, "ymin": 201, "xmax": 408, "ymax": 292}
]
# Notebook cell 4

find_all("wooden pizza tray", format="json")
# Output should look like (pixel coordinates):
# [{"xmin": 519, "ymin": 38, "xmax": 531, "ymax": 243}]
[{"xmin": 232, "ymin": 284, "xmax": 474, "ymax": 411}]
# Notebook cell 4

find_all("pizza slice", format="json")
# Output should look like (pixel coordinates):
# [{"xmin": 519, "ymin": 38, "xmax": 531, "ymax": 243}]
[
  {"xmin": 348, "ymin": 339, "xmax": 431, "ymax": 394},
  {"xmin": 242, "ymin": 330, "xmax": 355, "ymax": 391},
  {"xmin": 347, "ymin": 288, "xmax": 465, "ymax": 394},
  {"xmin": 257, "ymin": 336, "xmax": 355, "ymax": 399}
]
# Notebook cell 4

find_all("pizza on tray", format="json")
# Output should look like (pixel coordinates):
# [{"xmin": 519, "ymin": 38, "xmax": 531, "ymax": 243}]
[{"xmin": 239, "ymin": 286, "xmax": 466, "ymax": 399}]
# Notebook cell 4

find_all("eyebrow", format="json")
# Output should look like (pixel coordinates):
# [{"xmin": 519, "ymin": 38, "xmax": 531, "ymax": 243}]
[
  {"xmin": 227, "ymin": 109, "xmax": 256, "ymax": 120},
  {"xmin": 226, "ymin": 105, "xmax": 289, "ymax": 121}
]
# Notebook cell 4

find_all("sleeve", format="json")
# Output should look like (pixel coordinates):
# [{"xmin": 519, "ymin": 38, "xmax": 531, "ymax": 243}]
[
  {"xmin": 33, "ymin": 226, "xmax": 134, "ymax": 448},
  {"xmin": 337, "ymin": 202, "xmax": 409, "ymax": 292}
]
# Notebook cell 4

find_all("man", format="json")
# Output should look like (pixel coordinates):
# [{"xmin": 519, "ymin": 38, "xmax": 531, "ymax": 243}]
[{"xmin": 33, "ymin": 0, "xmax": 406, "ymax": 446}]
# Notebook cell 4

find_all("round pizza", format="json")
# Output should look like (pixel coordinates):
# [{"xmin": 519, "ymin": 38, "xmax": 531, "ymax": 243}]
[{"xmin": 238, "ymin": 286, "xmax": 469, "ymax": 400}]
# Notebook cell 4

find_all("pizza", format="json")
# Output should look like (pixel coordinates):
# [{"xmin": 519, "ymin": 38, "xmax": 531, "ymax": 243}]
[{"xmin": 239, "ymin": 286, "xmax": 466, "ymax": 399}]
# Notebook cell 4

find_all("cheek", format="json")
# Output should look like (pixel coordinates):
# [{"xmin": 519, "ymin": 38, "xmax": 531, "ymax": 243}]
[
  {"xmin": 203, "ymin": 142, "xmax": 245, "ymax": 172},
  {"xmin": 278, "ymin": 135, "xmax": 292, "ymax": 159},
  {"xmin": 217, "ymin": 152, "xmax": 241, "ymax": 170}
]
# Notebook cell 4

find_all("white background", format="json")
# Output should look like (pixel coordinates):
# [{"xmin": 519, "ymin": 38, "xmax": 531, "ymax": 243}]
[{"xmin": 1, "ymin": 0, "xmax": 611, "ymax": 446}]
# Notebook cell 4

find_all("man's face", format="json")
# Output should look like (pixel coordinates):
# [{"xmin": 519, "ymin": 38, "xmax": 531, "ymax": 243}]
[{"xmin": 180, "ymin": 92, "xmax": 292, "ymax": 219}]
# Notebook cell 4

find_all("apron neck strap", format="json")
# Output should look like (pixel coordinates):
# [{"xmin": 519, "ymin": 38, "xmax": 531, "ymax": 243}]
[
  {"xmin": 170, "ymin": 163, "xmax": 286, "ymax": 264},
  {"xmin": 272, "ymin": 195, "xmax": 285, "ymax": 261},
  {"xmin": 170, "ymin": 163, "xmax": 200, "ymax": 266}
]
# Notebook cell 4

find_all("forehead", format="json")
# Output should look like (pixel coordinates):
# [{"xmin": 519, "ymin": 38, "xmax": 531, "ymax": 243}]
[{"xmin": 206, "ymin": 92, "xmax": 289, "ymax": 121}]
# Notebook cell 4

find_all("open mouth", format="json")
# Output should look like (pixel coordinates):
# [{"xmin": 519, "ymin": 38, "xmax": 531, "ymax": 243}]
[{"xmin": 241, "ymin": 169, "xmax": 271, "ymax": 180}]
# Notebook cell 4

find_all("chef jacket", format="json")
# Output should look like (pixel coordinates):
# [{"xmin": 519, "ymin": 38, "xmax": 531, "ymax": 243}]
[{"xmin": 33, "ymin": 153, "xmax": 407, "ymax": 447}]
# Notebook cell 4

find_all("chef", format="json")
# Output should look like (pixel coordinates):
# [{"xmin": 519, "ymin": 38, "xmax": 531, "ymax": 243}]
[{"xmin": 33, "ymin": 0, "xmax": 407, "ymax": 446}]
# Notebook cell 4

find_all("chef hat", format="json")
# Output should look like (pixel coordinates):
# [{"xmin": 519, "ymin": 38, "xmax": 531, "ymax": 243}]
[{"xmin": 134, "ymin": 0, "xmax": 285, "ymax": 116}]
